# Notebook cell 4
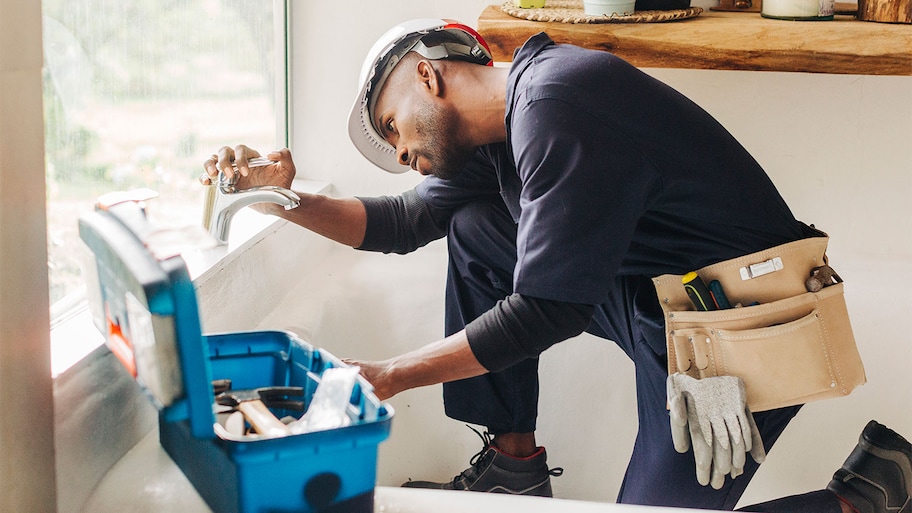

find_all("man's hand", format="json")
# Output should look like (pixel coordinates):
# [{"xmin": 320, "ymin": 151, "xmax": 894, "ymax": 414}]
[
  {"xmin": 341, "ymin": 358, "xmax": 399, "ymax": 401},
  {"xmin": 343, "ymin": 329, "xmax": 489, "ymax": 402},
  {"xmin": 201, "ymin": 145, "xmax": 296, "ymax": 191},
  {"xmin": 667, "ymin": 373, "xmax": 766, "ymax": 489}
]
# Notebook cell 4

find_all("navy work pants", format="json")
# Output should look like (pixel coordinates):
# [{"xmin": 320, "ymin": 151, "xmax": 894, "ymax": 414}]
[{"xmin": 439, "ymin": 198, "xmax": 842, "ymax": 511}]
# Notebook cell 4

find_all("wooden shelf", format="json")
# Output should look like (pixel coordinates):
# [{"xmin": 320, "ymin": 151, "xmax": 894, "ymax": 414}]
[{"xmin": 477, "ymin": 5, "xmax": 912, "ymax": 75}]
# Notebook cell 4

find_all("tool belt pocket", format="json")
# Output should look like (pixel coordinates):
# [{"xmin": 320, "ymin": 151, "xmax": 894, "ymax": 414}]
[{"xmin": 653, "ymin": 236, "xmax": 866, "ymax": 412}]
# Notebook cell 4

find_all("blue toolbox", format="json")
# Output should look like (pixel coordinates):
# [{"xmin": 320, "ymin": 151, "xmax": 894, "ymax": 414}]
[{"xmin": 78, "ymin": 198, "xmax": 393, "ymax": 513}]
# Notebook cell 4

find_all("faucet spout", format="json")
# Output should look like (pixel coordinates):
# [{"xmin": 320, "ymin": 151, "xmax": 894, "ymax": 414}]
[{"xmin": 203, "ymin": 182, "xmax": 300, "ymax": 244}]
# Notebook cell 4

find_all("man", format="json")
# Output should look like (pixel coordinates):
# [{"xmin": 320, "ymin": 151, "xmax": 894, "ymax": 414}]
[{"xmin": 203, "ymin": 20, "xmax": 911, "ymax": 512}]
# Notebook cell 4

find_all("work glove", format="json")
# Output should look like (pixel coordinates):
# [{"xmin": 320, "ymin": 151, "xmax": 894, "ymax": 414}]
[{"xmin": 667, "ymin": 373, "xmax": 766, "ymax": 489}]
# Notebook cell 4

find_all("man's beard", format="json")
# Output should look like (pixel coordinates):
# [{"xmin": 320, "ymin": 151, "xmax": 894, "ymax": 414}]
[{"xmin": 413, "ymin": 101, "xmax": 475, "ymax": 181}]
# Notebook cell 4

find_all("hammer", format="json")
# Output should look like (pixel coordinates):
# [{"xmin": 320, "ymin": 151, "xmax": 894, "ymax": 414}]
[
  {"xmin": 216, "ymin": 386, "xmax": 304, "ymax": 438},
  {"xmin": 805, "ymin": 264, "xmax": 843, "ymax": 292}
]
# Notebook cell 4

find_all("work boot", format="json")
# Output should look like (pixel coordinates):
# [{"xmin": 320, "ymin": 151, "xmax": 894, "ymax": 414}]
[
  {"xmin": 827, "ymin": 420, "xmax": 912, "ymax": 513},
  {"xmin": 402, "ymin": 428, "xmax": 563, "ymax": 497}
]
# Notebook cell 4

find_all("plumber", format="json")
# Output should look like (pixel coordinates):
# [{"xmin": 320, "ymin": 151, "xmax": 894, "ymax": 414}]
[{"xmin": 203, "ymin": 20, "xmax": 911, "ymax": 513}]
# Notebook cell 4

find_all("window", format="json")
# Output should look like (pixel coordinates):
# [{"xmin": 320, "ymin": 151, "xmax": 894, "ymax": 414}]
[{"xmin": 43, "ymin": 0, "xmax": 288, "ymax": 321}]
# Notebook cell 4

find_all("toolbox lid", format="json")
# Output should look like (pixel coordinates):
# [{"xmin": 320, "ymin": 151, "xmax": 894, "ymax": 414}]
[{"xmin": 79, "ymin": 200, "xmax": 216, "ymax": 439}]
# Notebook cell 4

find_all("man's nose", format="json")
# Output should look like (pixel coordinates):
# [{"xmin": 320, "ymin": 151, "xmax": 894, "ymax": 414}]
[{"xmin": 396, "ymin": 145, "xmax": 410, "ymax": 167}]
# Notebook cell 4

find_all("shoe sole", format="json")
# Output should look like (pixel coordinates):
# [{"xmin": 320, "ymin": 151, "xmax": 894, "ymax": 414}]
[
  {"xmin": 402, "ymin": 477, "xmax": 554, "ymax": 497},
  {"xmin": 482, "ymin": 477, "xmax": 553, "ymax": 497}
]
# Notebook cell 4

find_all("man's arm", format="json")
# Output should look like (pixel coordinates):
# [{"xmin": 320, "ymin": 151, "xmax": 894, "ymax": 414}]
[
  {"xmin": 347, "ymin": 330, "xmax": 485, "ymax": 401},
  {"xmin": 347, "ymin": 294, "xmax": 594, "ymax": 400},
  {"xmin": 261, "ymin": 194, "xmax": 367, "ymax": 248},
  {"xmin": 355, "ymin": 191, "xmax": 449, "ymax": 254}
]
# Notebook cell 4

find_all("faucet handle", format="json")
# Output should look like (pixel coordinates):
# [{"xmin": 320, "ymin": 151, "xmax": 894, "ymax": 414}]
[{"xmin": 219, "ymin": 156, "xmax": 277, "ymax": 187}]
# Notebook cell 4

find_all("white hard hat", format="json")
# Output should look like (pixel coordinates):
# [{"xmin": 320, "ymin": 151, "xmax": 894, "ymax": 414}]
[{"xmin": 347, "ymin": 19, "xmax": 493, "ymax": 174}]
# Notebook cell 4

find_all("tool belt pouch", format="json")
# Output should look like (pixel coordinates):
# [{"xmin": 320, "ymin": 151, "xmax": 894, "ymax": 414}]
[{"xmin": 653, "ymin": 236, "xmax": 865, "ymax": 412}]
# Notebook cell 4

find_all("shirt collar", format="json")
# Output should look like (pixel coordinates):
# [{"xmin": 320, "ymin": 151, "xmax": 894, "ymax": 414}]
[
  {"xmin": 504, "ymin": 33, "xmax": 555, "ymax": 163},
  {"xmin": 511, "ymin": 32, "xmax": 554, "ymax": 63},
  {"xmin": 505, "ymin": 32, "xmax": 555, "ymax": 123}
]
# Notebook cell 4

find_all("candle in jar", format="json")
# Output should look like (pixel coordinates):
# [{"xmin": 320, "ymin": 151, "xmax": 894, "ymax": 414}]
[{"xmin": 762, "ymin": 0, "xmax": 834, "ymax": 19}]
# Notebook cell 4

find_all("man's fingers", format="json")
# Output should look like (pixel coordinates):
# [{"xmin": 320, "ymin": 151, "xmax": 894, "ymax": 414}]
[
  {"xmin": 267, "ymin": 148, "xmax": 297, "ymax": 179},
  {"xmin": 216, "ymin": 146, "xmax": 237, "ymax": 180},
  {"xmin": 202, "ymin": 153, "xmax": 220, "ymax": 180},
  {"xmin": 267, "ymin": 147, "xmax": 292, "ymax": 165},
  {"xmin": 233, "ymin": 144, "xmax": 262, "ymax": 177}
]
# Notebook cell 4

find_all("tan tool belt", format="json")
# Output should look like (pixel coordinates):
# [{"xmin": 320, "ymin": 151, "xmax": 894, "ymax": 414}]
[{"xmin": 652, "ymin": 236, "xmax": 865, "ymax": 412}]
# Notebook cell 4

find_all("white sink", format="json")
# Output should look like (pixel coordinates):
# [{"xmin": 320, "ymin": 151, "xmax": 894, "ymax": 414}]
[{"xmin": 80, "ymin": 426, "xmax": 700, "ymax": 513}]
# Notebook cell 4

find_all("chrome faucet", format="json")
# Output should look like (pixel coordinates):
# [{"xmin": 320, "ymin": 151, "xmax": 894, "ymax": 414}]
[{"xmin": 202, "ymin": 157, "xmax": 301, "ymax": 244}]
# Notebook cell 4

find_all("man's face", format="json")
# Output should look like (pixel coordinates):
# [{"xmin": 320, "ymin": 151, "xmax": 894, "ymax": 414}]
[
  {"xmin": 373, "ymin": 73, "xmax": 474, "ymax": 180},
  {"xmin": 408, "ymin": 100, "xmax": 475, "ymax": 180}
]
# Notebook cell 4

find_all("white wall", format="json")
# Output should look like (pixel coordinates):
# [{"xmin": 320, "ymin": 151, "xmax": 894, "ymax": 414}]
[
  {"xmin": 271, "ymin": 0, "xmax": 912, "ymax": 507},
  {"xmin": 0, "ymin": 1, "xmax": 58, "ymax": 511}
]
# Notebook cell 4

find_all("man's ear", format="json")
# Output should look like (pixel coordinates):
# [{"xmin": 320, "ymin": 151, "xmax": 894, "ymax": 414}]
[{"xmin": 416, "ymin": 59, "xmax": 442, "ymax": 97}]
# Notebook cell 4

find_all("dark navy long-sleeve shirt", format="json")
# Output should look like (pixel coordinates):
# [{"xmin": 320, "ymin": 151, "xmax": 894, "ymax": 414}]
[{"xmin": 357, "ymin": 33, "xmax": 816, "ymax": 372}]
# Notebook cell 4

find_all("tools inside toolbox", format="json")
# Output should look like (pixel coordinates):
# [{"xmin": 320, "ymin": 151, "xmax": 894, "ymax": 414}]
[
  {"xmin": 214, "ymin": 382, "xmax": 305, "ymax": 438},
  {"xmin": 212, "ymin": 364, "xmax": 363, "ymax": 440}
]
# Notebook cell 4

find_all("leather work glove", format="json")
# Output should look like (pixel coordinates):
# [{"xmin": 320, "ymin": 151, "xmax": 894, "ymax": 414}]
[{"xmin": 666, "ymin": 373, "xmax": 766, "ymax": 489}]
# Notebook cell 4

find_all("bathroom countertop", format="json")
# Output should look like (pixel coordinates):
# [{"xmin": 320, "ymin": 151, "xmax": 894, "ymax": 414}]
[{"xmin": 80, "ymin": 427, "xmax": 702, "ymax": 513}]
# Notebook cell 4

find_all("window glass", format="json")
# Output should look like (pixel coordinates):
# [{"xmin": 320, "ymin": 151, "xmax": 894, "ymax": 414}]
[{"xmin": 43, "ymin": 0, "xmax": 284, "ymax": 314}]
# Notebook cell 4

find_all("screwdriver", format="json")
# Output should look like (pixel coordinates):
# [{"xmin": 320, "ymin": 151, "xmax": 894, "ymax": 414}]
[
  {"xmin": 682, "ymin": 272, "xmax": 717, "ymax": 311},
  {"xmin": 709, "ymin": 280, "xmax": 732, "ymax": 309}
]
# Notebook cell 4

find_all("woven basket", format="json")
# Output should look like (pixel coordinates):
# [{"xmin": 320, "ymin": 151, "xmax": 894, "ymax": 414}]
[{"xmin": 501, "ymin": 0, "xmax": 703, "ymax": 23}]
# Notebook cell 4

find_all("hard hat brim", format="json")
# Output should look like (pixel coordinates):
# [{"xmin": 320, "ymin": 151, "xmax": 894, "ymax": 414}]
[{"xmin": 348, "ymin": 83, "xmax": 409, "ymax": 174}]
